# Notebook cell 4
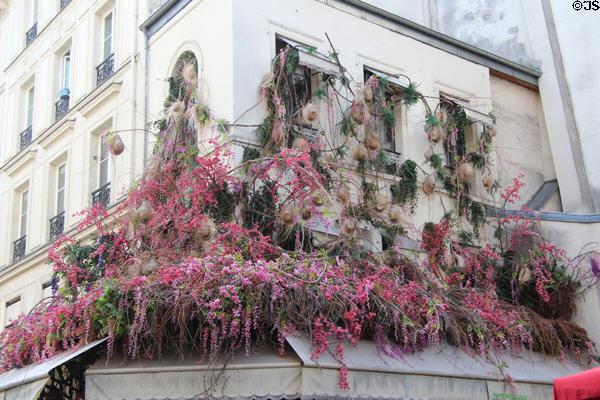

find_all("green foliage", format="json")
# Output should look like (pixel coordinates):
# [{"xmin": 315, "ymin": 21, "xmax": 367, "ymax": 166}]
[
  {"xmin": 312, "ymin": 88, "xmax": 328, "ymax": 101},
  {"xmin": 245, "ymin": 183, "xmax": 276, "ymax": 236},
  {"xmin": 389, "ymin": 160, "xmax": 418, "ymax": 212},
  {"xmin": 242, "ymin": 147, "xmax": 261, "ymax": 164},
  {"xmin": 382, "ymin": 106, "xmax": 396, "ymax": 130},
  {"xmin": 165, "ymin": 76, "xmax": 184, "ymax": 108},
  {"xmin": 402, "ymin": 82, "xmax": 420, "ymax": 106}
]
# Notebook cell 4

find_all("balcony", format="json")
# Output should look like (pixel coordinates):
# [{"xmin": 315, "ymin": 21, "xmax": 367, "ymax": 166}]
[
  {"xmin": 55, "ymin": 97, "xmax": 70, "ymax": 121},
  {"xmin": 25, "ymin": 23, "xmax": 37, "ymax": 47},
  {"xmin": 96, "ymin": 53, "xmax": 114, "ymax": 87},
  {"xmin": 92, "ymin": 183, "xmax": 111, "ymax": 209},
  {"xmin": 19, "ymin": 125, "xmax": 32, "ymax": 151},
  {"xmin": 49, "ymin": 211, "xmax": 65, "ymax": 242},
  {"xmin": 382, "ymin": 148, "xmax": 402, "ymax": 175},
  {"xmin": 13, "ymin": 236, "xmax": 26, "ymax": 262},
  {"xmin": 60, "ymin": 0, "xmax": 72, "ymax": 11}
]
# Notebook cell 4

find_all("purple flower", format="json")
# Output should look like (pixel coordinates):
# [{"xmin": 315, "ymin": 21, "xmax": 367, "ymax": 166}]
[{"xmin": 591, "ymin": 256, "xmax": 600, "ymax": 279}]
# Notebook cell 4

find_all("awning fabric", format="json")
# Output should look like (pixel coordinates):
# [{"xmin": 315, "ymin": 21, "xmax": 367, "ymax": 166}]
[
  {"xmin": 0, "ymin": 338, "xmax": 106, "ymax": 400},
  {"xmin": 277, "ymin": 36, "xmax": 340, "ymax": 76},
  {"xmin": 85, "ymin": 335, "xmax": 589, "ymax": 400},
  {"xmin": 553, "ymin": 366, "xmax": 600, "ymax": 400}
]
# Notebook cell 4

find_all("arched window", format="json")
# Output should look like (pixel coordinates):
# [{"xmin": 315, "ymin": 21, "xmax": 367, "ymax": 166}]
[{"xmin": 166, "ymin": 51, "xmax": 198, "ymax": 105}]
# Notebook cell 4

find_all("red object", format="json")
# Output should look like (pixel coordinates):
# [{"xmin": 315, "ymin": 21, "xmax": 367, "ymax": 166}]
[{"xmin": 553, "ymin": 367, "xmax": 600, "ymax": 400}]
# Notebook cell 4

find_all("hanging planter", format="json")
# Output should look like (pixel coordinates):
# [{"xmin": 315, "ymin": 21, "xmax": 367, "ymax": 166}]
[
  {"xmin": 302, "ymin": 198, "xmax": 313, "ymax": 220},
  {"xmin": 302, "ymin": 103, "xmax": 319, "ymax": 125},
  {"xmin": 280, "ymin": 204, "xmax": 296, "ymax": 226},
  {"xmin": 366, "ymin": 133, "xmax": 381, "ymax": 151},
  {"xmin": 423, "ymin": 174, "xmax": 436, "ymax": 195},
  {"xmin": 352, "ymin": 143, "xmax": 368, "ymax": 161},
  {"xmin": 482, "ymin": 174, "xmax": 494, "ymax": 189},
  {"xmin": 388, "ymin": 205, "xmax": 406, "ymax": 225},
  {"xmin": 427, "ymin": 125, "xmax": 443, "ymax": 144},
  {"xmin": 135, "ymin": 201, "xmax": 152, "ymax": 224},
  {"xmin": 341, "ymin": 217, "xmax": 357, "ymax": 237},
  {"xmin": 351, "ymin": 94, "xmax": 371, "ymax": 125},
  {"xmin": 457, "ymin": 162, "xmax": 475, "ymax": 182},
  {"xmin": 337, "ymin": 183, "xmax": 351, "ymax": 204},
  {"xmin": 435, "ymin": 109, "xmax": 448, "ymax": 125},
  {"xmin": 109, "ymin": 133, "xmax": 125, "ymax": 155},
  {"xmin": 270, "ymin": 120, "xmax": 285, "ymax": 147},
  {"xmin": 194, "ymin": 219, "xmax": 215, "ymax": 242},
  {"xmin": 374, "ymin": 193, "xmax": 388, "ymax": 212}
]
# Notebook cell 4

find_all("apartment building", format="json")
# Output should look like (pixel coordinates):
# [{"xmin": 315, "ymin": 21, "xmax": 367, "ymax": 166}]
[
  {"xmin": 0, "ymin": 0, "xmax": 598, "ymax": 399},
  {"xmin": 0, "ymin": 0, "xmax": 147, "ymax": 330}
]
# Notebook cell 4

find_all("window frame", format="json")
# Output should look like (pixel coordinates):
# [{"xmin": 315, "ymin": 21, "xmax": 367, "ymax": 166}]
[
  {"xmin": 363, "ymin": 67, "xmax": 406, "ymax": 174},
  {"xmin": 5, "ymin": 297, "xmax": 21, "ymax": 328},
  {"xmin": 102, "ymin": 10, "xmax": 114, "ymax": 61},
  {"xmin": 19, "ymin": 190, "xmax": 29, "ymax": 237},
  {"xmin": 98, "ymin": 134, "xmax": 110, "ymax": 187},
  {"xmin": 61, "ymin": 51, "xmax": 71, "ymax": 90},
  {"xmin": 26, "ymin": 86, "xmax": 35, "ymax": 129},
  {"xmin": 31, "ymin": 0, "xmax": 39, "ymax": 26},
  {"xmin": 56, "ymin": 163, "xmax": 66, "ymax": 215}
]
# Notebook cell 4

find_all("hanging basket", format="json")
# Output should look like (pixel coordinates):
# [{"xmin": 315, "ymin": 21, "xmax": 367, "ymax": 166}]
[
  {"xmin": 109, "ymin": 134, "xmax": 125, "ymax": 155},
  {"xmin": 302, "ymin": 103, "xmax": 319, "ymax": 125},
  {"xmin": 423, "ymin": 174, "xmax": 436, "ymax": 195},
  {"xmin": 352, "ymin": 143, "xmax": 368, "ymax": 161},
  {"xmin": 427, "ymin": 125, "xmax": 443, "ymax": 144}
]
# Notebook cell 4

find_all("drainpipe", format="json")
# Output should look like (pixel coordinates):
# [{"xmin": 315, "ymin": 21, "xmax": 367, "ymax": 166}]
[
  {"xmin": 130, "ymin": 0, "xmax": 140, "ymax": 184},
  {"xmin": 142, "ymin": 26, "xmax": 150, "ymax": 169}
]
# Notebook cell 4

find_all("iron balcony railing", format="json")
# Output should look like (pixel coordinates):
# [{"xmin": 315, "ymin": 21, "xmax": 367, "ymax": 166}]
[
  {"xmin": 382, "ymin": 148, "xmax": 403, "ymax": 175},
  {"xmin": 13, "ymin": 235, "xmax": 26, "ymax": 262},
  {"xmin": 60, "ymin": 0, "xmax": 72, "ymax": 11},
  {"xmin": 25, "ymin": 23, "xmax": 37, "ymax": 47},
  {"xmin": 20, "ymin": 125, "xmax": 32, "ymax": 151},
  {"xmin": 55, "ymin": 97, "xmax": 70, "ymax": 121},
  {"xmin": 96, "ymin": 53, "xmax": 114, "ymax": 87},
  {"xmin": 92, "ymin": 183, "xmax": 111, "ymax": 209},
  {"xmin": 49, "ymin": 211, "xmax": 65, "ymax": 242}
]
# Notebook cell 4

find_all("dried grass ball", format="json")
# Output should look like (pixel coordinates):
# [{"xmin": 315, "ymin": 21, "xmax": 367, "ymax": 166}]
[
  {"xmin": 302, "ymin": 102, "xmax": 319, "ymax": 125},
  {"xmin": 428, "ymin": 125, "xmax": 443, "ymax": 144},
  {"xmin": 423, "ymin": 174, "xmax": 436, "ymax": 195},
  {"xmin": 352, "ymin": 143, "xmax": 368, "ymax": 161}
]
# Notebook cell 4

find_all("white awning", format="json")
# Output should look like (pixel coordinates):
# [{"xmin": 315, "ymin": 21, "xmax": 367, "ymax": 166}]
[
  {"xmin": 0, "ymin": 338, "xmax": 106, "ymax": 400},
  {"xmin": 441, "ymin": 94, "xmax": 494, "ymax": 126},
  {"xmin": 278, "ymin": 36, "xmax": 340, "ymax": 76},
  {"xmin": 85, "ymin": 346, "xmax": 302, "ymax": 400},
  {"xmin": 364, "ymin": 67, "xmax": 410, "ymax": 90},
  {"xmin": 85, "ymin": 335, "xmax": 587, "ymax": 400}
]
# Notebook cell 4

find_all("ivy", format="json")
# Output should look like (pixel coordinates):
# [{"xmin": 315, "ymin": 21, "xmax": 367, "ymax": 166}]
[{"xmin": 390, "ymin": 160, "xmax": 418, "ymax": 212}]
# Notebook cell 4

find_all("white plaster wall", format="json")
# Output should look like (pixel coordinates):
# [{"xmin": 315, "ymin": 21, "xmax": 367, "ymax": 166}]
[{"xmin": 550, "ymin": 0, "xmax": 600, "ymax": 210}]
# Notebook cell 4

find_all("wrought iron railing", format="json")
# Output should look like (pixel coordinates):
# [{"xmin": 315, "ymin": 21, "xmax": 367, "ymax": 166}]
[
  {"xmin": 55, "ymin": 97, "xmax": 70, "ymax": 121},
  {"xmin": 20, "ymin": 125, "xmax": 32, "ymax": 151},
  {"xmin": 13, "ymin": 236, "xmax": 26, "ymax": 262},
  {"xmin": 60, "ymin": 0, "xmax": 72, "ymax": 11},
  {"xmin": 49, "ymin": 211, "xmax": 65, "ymax": 242},
  {"xmin": 25, "ymin": 23, "xmax": 37, "ymax": 47},
  {"xmin": 96, "ymin": 53, "xmax": 114, "ymax": 87},
  {"xmin": 382, "ymin": 148, "xmax": 402, "ymax": 175},
  {"xmin": 92, "ymin": 183, "xmax": 111, "ymax": 208}
]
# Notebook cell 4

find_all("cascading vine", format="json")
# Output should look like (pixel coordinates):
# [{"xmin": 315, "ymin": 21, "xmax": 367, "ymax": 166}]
[{"xmin": 0, "ymin": 39, "xmax": 597, "ymax": 389}]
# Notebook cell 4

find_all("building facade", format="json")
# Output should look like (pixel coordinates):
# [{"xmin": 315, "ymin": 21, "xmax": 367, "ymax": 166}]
[{"xmin": 0, "ymin": 0, "xmax": 598, "ymax": 398}]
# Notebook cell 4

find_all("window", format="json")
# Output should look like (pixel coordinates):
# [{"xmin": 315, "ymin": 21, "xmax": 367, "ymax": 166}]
[
  {"xmin": 4, "ymin": 297, "xmax": 21, "ymax": 328},
  {"xmin": 103, "ymin": 11, "xmax": 113, "ymax": 60},
  {"xmin": 363, "ymin": 67, "xmax": 405, "ymax": 174},
  {"xmin": 275, "ymin": 38, "xmax": 313, "ymax": 126},
  {"xmin": 56, "ymin": 164, "xmax": 66, "ymax": 214},
  {"xmin": 20, "ymin": 191, "xmax": 28, "ymax": 237},
  {"xmin": 62, "ymin": 51, "xmax": 71, "ymax": 90},
  {"xmin": 42, "ymin": 281, "xmax": 54, "ymax": 299},
  {"xmin": 440, "ymin": 96, "xmax": 471, "ymax": 173},
  {"xmin": 31, "ymin": 0, "xmax": 38, "ymax": 25},
  {"xmin": 99, "ymin": 135, "xmax": 109, "ymax": 187},
  {"xmin": 26, "ymin": 86, "xmax": 34, "ymax": 128}
]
